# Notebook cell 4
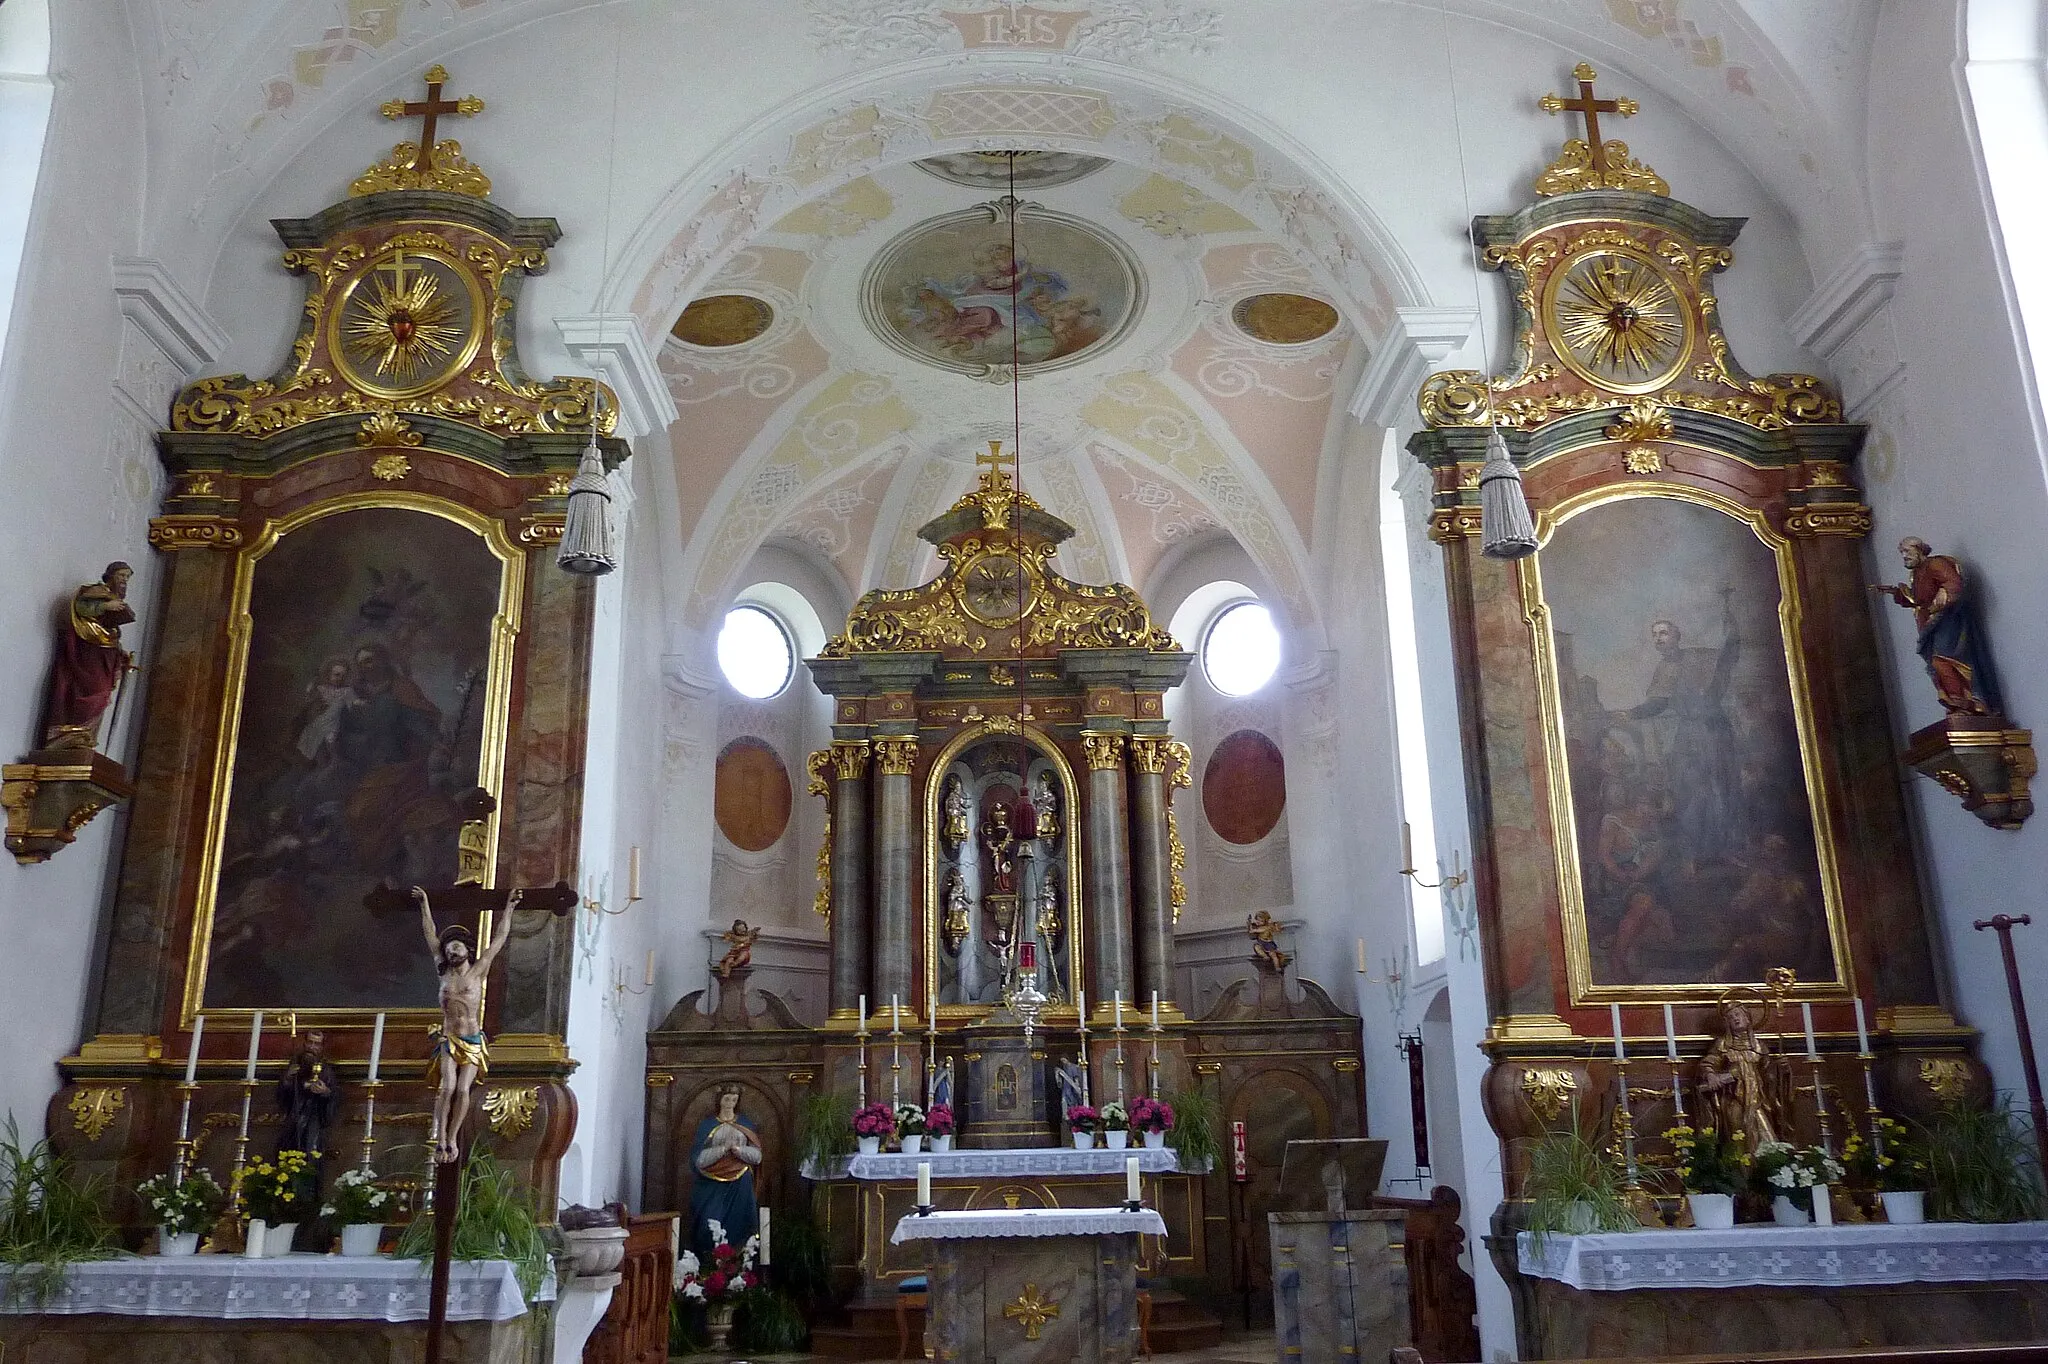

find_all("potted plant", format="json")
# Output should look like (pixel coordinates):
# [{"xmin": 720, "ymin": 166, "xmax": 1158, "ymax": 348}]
[
  {"xmin": 1066, "ymin": 1104, "xmax": 1100, "ymax": 1150},
  {"xmin": 136, "ymin": 1170, "xmax": 225, "ymax": 1256},
  {"xmin": 0, "ymin": 1118, "xmax": 117, "ymax": 1306},
  {"xmin": 1523, "ymin": 1115, "xmax": 1636, "ymax": 1243},
  {"xmin": 678, "ymin": 1218, "xmax": 759, "ymax": 1352},
  {"xmin": 1099, "ymin": 1101, "xmax": 1131, "ymax": 1150},
  {"xmin": 240, "ymin": 1148, "xmax": 316, "ymax": 1256},
  {"xmin": 926, "ymin": 1103, "xmax": 956, "ymax": 1153},
  {"xmin": 1131, "ymin": 1097, "xmax": 1174, "ymax": 1150},
  {"xmin": 852, "ymin": 1102, "xmax": 895, "ymax": 1157},
  {"xmin": 1925, "ymin": 1097, "xmax": 2046, "ymax": 1223},
  {"xmin": 1843, "ymin": 1116, "xmax": 1930, "ymax": 1223},
  {"xmin": 394, "ymin": 1151, "xmax": 552, "ymax": 1304},
  {"xmin": 1753, "ymin": 1141, "xmax": 1842, "ymax": 1224},
  {"xmin": 1163, "ymin": 1087, "xmax": 1219, "ymax": 1171},
  {"xmin": 895, "ymin": 1103, "xmax": 927, "ymax": 1155},
  {"xmin": 323, "ymin": 1168, "xmax": 392, "ymax": 1256},
  {"xmin": 796, "ymin": 1091, "xmax": 856, "ymax": 1178},
  {"xmin": 1663, "ymin": 1124, "xmax": 1745, "ymax": 1229}
]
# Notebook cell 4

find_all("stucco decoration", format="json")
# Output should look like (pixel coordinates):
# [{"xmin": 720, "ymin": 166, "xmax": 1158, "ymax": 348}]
[
  {"xmin": 803, "ymin": 0, "xmax": 1220, "ymax": 62},
  {"xmin": 915, "ymin": 151, "xmax": 1109, "ymax": 189}
]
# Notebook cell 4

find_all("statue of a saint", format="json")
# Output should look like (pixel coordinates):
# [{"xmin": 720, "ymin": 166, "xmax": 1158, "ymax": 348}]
[
  {"xmin": 38, "ymin": 562, "xmax": 135, "ymax": 751},
  {"xmin": 275, "ymin": 1028, "xmax": 342, "ymax": 1161},
  {"xmin": 1055, "ymin": 1057, "xmax": 1087, "ymax": 1115},
  {"xmin": 418, "ymin": 886, "xmax": 515, "ymax": 1162},
  {"xmin": 714, "ymin": 918, "xmax": 761, "ymax": 979},
  {"xmin": 1873, "ymin": 537, "xmax": 2006, "ymax": 718},
  {"xmin": 1697, "ymin": 995, "xmax": 1782, "ymax": 1153},
  {"xmin": 1034, "ymin": 875, "xmax": 1062, "ymax": 946},
  {"xmin": 688, "ymin": 1083, "xmax": 762, "ymax": 1259},
  {"xmin": 943, "ymin": 775, "xmax": 972, "ymax": 847},
  {"xmin": 931, "ymin": 1056, "xmax": 955, "ymax": 1112},
  {"xmin": 1247, "ymin": 909, "xmax": 1291, "ymax": 973},
  {"xmin": 942, "ymin": 869, "xmax": 972, "ymax": 954},
  {"xmin": 1032, "ymin": 771, "xmax": 1060, "ymax": 842},
  {"xmin": 982, "ymin": 803, "xmax": 1017, "ymax": 894}
]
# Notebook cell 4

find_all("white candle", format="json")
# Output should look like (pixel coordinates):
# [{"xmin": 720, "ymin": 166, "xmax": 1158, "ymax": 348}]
[
  {"xmin": 1854, "ymin": 998, "xmax": 1871, "ymax": 1055},
  {"xmin": 931, "ymin": 991, "xmax": 939, "ymax": 1034},
  {"xmin": 628, "ymin": 844, "xmax": 642, "ymax": 900},
  {"xmin": 1126, "ymin": 1155, "xmax": 1142, "ymax": 1204},
  {"xmin": 1151, "ymin": 991, "xmax": 1160, "ymax": 1031},
  {"xmin": 367, "ymin": 1012, "xmax": 385, "ymax": 1084},
  {"xmin": 644, "ymin": 949, "xmax": 655, "ymax": 987},
  {"xmin": 1076, "ymin": 987, "xmax": 1086, "ymax": 1023},
  {"xmin": 916, "ymin": 1161, "xmax": 932, "ymax": 1208},
  {"xmin": 183, "ymin": 1013, "xmax": 205, "ymax": 1084},
  {"xmin": 1114, "ymin": 993, "xmax": 1123, "ymax": 1030},
  {"xmin": 859, "ymin": 993, "xmax": 868, "ymax": 1026},
  {"xmin": 758, "ymin": 1206, "xmax": 772, "ymax": 1264},
  {"xmin": 1609, "ymin": 1003, "xmax": 1625, "ymax": 1061},
  {"xmin": 1802, "ymin": 1001, "xmax": 1819, "ymax": 1060},
  {"xmin": 1663, "ymin": 1003, "xmax": 1678, "ymax": 1063},
  {"xmin": 891, "ymin": 993, "xmax": 901, "ymax": 1032},
  {"xmin": 245, "ymin": 1009, "xmax": 264, "ymax": 1080},
  {"xmin": 1356, "ymin": 939, "xmax": 1367, "ymax": 974},
  {"xmin": 1401, "ymin": 821, "xmax": 1414, "ymax": 871}
]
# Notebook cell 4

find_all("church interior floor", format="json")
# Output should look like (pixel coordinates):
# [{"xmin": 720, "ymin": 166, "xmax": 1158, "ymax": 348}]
[{"xmin": 672, "ymin": 1327, "xmax": 1277, "ymax": 1363}]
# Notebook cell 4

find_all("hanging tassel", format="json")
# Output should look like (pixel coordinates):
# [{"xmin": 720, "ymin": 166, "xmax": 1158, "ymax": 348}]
[
  {"xmin": 556, "ymin": 437, "xmax": 616, "ymax": 575},
  {"xmin": 1477, "ymin": 423, "xmax": 1538, "ymax": 560}
]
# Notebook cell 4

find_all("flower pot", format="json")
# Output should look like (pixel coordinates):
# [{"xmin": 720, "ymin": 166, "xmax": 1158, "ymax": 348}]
[
  {"xmin": 1073, "ymin": 1132, "xmax": 1095, "ymax": 1150},
  {"xmin": 159, "ymin": 1229, "xmax": 200, "ymax": 1257},
  {"xmin": 707, "ymin": 1301, "xmax": 736, "ymax": 1352},
  {"xmin": 901, "ymin": 1134, "xmax": 924, "ymax": 1155},
  {"xmin": 242, "ymin": 1218, "xmax": 268, "ymax": 1260},
  {"xmin": 1812, "ymin": 1186, "xmax": 1834, "ymax": 1226},
  {"xmin": 1143, "ymin": 1130, "xmax": 1166, "ymax": 1150},
  {"xmin": 858, "ymin": 1135, "xmax": 881, "ymax": 1156},
  {"xmin": 1686, "ymin": 1193, "xmax": 1736, "ymax": 1230},
  {"xmin": 1881, "ymin": 1190, "xmax": 1927, "ymax": 1224},
  {"xmin": 263, "ymin": 1221, "xmax": 301, "ymax": 1257},
  {"xmin": 1105, "ymin": 1130, "xmax": 1128, "ymax": 1150},
  {"xmin": 1771, "ymin": 1195, "xmax": 1810, "ymax": 1226},
  {"xmin": 1560, "ymin": 1203, "xmax": 1599, "ymax": 1235},
  {"xmin": 340, "ymin": 1223, "xmax": 384, "ymax": 1257},
  {"xmin": 930, "ymin": 1135, "xmax": 953, "ymax": 1153}
]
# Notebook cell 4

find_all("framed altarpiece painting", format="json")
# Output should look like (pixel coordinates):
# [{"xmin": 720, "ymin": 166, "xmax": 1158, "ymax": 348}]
[{"xmin": 1406, "ymin": 178, "xmax": 1989, "ymax": 1216}]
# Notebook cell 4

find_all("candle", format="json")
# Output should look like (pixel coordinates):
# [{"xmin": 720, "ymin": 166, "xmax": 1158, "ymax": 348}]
[
  {"xmin": 891, "ymin": 993, "xmax": 901, "ymax": 1032},
  {"xmin": 1356, "ymin": 939, "xmax": 1367, "ymax": 974},
  {"xmin": 1663, "ymin": 1003, "xmax": 1678, "ymax": 1063},
  {"xmin": 930, "ymin": 991, "xmax": 938, "ymax": 1034},
  {"xmin": 1802, "ymin": 1001, "xmax": 1819, "ymax": 1060},
  {"xmin": 758, "ymin": 1206, "xmax": 771, "ymax": 1264},
  {"xmin": 1021, "ymin": 941, "xmax": 1036, "ymax": 971},
  {"xmin": 1151, "ymin": 991, "xmax": 1160, "ymax": 1031},
  {"xmin": 916, "ymin": 1161, "xmax": 932, "ymax": 1208},
  {"xmin": 1077, "ymin": 987, "xmax": 1086, "ymax": 1023},
  {"xmin": 859, "ymin": 993, "xmax": 868, "ymax": 1027},
  {"xmin": 1126, "ymin": 1155, "xmax": 1142, "ymax": 1204},
  {"xmin": 367, "ymin": 1012, "xmax": 385, "ymax": 1084},
  {"xmin": 644, "ymin": 948, "xmax": 655, "ymax": 987},
  {"xmin": 245, "ymin": 1009, "xmax": 264, "ymax": 1080},
  {"xmin": 628, "ymin": 844, "xmax": 642, "ymax": 900},
  {"xmin": 1609, "ymin": 1003, "xmax": 1625, "ymax": 1061},
  {"xmin": 1854, "ymin": 998, "xmax": 1871, "ymax": 1055},
  {"xmin": 183, "ymin": 1013, "xmax": 205, "ymax": 1084},
  {"xmin": 1401, "ymin": 821, "xmax": 1414, "ymax": 871},
  {"xmin": 1114, "ymin": 993, "xmax": 1124, "ymax": 1030}
]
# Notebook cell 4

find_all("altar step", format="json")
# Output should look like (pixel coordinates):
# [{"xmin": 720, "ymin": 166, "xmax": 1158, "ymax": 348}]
[{"xmin": 809, "ymin": 1287, "xmax": 1224, "ymax": 1359}]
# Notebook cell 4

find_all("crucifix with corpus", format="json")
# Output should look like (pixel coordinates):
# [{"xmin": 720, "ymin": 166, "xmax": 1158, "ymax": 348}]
[{"xmin": 377, "ymin": 64, "xmax": 485, "ymax": 180}]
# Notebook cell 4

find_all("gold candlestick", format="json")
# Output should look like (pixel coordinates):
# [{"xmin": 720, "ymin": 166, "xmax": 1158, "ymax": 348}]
[
  {"xmin": 358, "ymin": 1079, "xmax": 384, "ymax": 1175},
  {"xmin": 171, "ymin": 1081, "xmax": 200, "ymax": 1185},
  {"xmin": 1809, "ymin": 1056, "xmax": 1834, "ymax": 1157}
]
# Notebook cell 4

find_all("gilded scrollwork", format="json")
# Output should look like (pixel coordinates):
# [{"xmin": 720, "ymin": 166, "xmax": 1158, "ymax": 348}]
[
  {"xmin": 1127, "ymin": 736, "xmax": 1171, "ymax": 775},
  {"xmin": 828, "ymin": 740, "xmax": 870, "ymax": 781},
  {"xmin": 1785, "ymin": 505, "xmax": 1873, "ymax": 539},
  {"xmin": 1920, "ymin": 1057, "xmax": 1971, "ymax": 1104},
  {"xmin": 480, "ymin": 1085, "xmax": 539, "ymax": 1138},
  {"xmin": 148, "ymin": 516, "xmax": 244, "ymax": 552},
  {"xmin": 1167, "ymin": 807, "xmax": 1188, "ymax": 920},
  {"xmin": 68, "ymin": 1086, "xmax": 125, "ymax": 1141},
  {"xmin": 1520, "ymin": 1067, "xmax": 1579, "ymax": 1124}
]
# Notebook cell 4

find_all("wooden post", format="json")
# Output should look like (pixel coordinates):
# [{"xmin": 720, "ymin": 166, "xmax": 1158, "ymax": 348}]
[
  {"xmin": 1973, "ymin": 914, "xmax": 2048, "ymax": 1176},
  {"xmin": 424, "ymin": 1140, "xmax": 465, "ymax": 1364}
]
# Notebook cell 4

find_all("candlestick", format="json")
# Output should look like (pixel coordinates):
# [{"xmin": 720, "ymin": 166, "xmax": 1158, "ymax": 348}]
[
  {"xmin": 1612, "ymin": 1056, "xmax": 1640, "ymax": 1189},
  {"xmin": 367, "ymin": 1011, "xmax": 385, "ymax": 1085},
  {"xmin": 916, "ymin": 1161, "xmax": 932, "ymax": 1212},
  {"xmin": 1662, "ymin": 1003, "xmax": 1678, "ymax": 1063},
  {"xmin": 245, "ymin": 1009, "xmax": 264, "ymax": 1080},
  {"xmin": 759, "ymin": 1206, "xmax": 772, "ymax": 1264},
  {"xmin": 1113, "ymin": 992, "xmax": 1128, "ymax": 1104},
  {"xmin": 172, "ymin": 1080, "xmax": 199, "ymax": 1186},
  {"xmin": 1125, "ymin": 1154, "xmax": 1142, "ymax": 1208},
  {"xmin": 359, "ymin": 1077, "xmax": 383, "ymax": 1175},
  {"xmin": 628, "ymin": 844, "xmax": 642, "ymax": 901},
  {"xmin": 890, "ymin": 996, "xmax": 903, "ymax": 1110},
  {"xmin": 1076, "ymin": 992, "xmax": 1092, "ymax": 1107},
  {"xmin": 183, "ymin": 1013, "xmax": 205, "ymax": 1084},
  {"xmin": 856, "ymin": 995, "xmax": 870, "ymax": 1109},
  {"xmin": 1610, "ymin": 1003, "xmax": 1626, "ymax": 1061},
  {"xmin": 1801, "ymin": 1001, "xmax": 1819, "ymax": 1061},
  {"xmin": 1810, "ymin": 1054, "xmax": 1835, "ymax": 1157}
]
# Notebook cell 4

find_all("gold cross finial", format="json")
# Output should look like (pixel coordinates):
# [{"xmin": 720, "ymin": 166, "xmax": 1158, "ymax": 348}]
[
  {"xmin": 353, "ymin": 65, "xmax": 491, "ymax": 197},
  {"xmin": 379, "ymin": 65, "xmax": 485, "ymax": 172},
  {"xmin": 976, "ymin": 439, "xmax": 1017, "ymax": 481},
  {"xmin": 1539, "ymin": 63, "xmax": 1637, "ymax": 178},
  {"xmin": 1533, "ymin": 62, "xmax": 1668, "ymax": 197},
  {"xmin": 1003, "ymin": 1283, "xmax": 1061, "ymax": 1341}
]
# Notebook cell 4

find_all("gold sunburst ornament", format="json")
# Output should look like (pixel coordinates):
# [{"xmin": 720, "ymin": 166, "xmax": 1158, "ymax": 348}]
[
  {"xmin": 1545, "ymin": 249, "xmax": 1691, "ymax": 393},
  {"xmin": 342, "ymin": 251, "xmax": 467, "ymax": 386}
]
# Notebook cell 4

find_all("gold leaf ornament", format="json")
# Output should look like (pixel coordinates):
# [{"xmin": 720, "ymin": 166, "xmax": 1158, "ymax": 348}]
[{"xmin": 481, "ymin": 1085, "xmax": 539, "ymax": 1138}]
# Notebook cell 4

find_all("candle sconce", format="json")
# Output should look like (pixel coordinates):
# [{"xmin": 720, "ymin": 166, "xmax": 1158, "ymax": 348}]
[
  {"xmin": 1399, "ymin": 846, "xmax": 1468, "ymax": 892},
  {"xmin": 606, "ymin": 950, "xmax": 655, "ymax": 1027},
  {"xmin": 577, "ymin": 849, "xmax": 646, "ymax": 981}
]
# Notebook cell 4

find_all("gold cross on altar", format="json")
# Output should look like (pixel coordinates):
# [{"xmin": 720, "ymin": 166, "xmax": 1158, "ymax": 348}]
[
  {"xmin": 976, "ymin": 439, "xmax": 1017, "ymax": 481},
  {"xmin": 380, "ymin": 65, "xmax": 484, "ymax": 173},
  {"xmin": 1003, "ymin": 1282, "xmax": 1060, "ymax": 1341},
  {"xmin": 1539, "ymin": 63, "xmax": 1638, "ymax": 179}
]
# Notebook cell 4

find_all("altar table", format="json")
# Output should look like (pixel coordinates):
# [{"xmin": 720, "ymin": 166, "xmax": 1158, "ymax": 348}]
[
  {"xmin": 0, "ymin": 1255, "xmax": 549, "ymax": 1364},
  {"xmin": 1505, "ymin": 1222, "xmax": 2048, "ymax": 1359},
  {"xmin": 893, "ymin": 1206, "xmax": 1167, "ymax": 1364},
  {"xmin": 845, "ymin": 1145, "xmax": 1183, "ymax": 1179}
]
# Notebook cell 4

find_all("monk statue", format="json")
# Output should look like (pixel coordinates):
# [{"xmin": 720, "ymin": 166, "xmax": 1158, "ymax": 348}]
[
  {"xmin": 275, "ymin": 1028, "xmax": 343, "ymax": 1162},
  {"xmin": 1697, "ymin": 993, "xmax": 1783, "ymax": 1153},
  {"xmin": 1872, "ymin": 537, "xmax": 2006, "ymax": 718},
  {"xmin": 38, "ymin": 562, "xmax": 135, "ymax": 750},
  {"xmin": 982, "ymin": 802, "xmax": 1017, "ymax": 894},
  {"xmin": 688, "ymin": 1082, "xmax": 762, "ymax": 1259},
  {"xmin": 418, "ymin": 885, "xmax": 515, "ymax": 1162}
]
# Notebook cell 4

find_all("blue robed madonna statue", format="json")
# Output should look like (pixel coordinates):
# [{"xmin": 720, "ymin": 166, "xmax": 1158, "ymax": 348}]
[{"xmin": 688, "ymin": 1082, "xmax": 762, "ymax": 1259}]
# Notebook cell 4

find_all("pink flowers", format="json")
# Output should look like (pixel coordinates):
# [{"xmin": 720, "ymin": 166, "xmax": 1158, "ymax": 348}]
[
  {"xmin": 1130, "ymin": 1097, "xmax": 1175, "ymax": 1134},
  {"xmin": 853, "ymin": 1102, "xmax": 897, "ymax": 1139},
  {"xmin": 1066, "ymin": 1104, "xmax": 1100, "ymax": 1134},
  {"xmin": 925, "ymin": 1103, "xmax": 956, "ymax": 1137}
]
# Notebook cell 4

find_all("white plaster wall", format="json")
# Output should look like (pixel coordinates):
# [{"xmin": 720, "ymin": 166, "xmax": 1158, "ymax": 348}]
[{"xmin": 0, "ymin": 7, "xmax": 158, "ymax": 1141}]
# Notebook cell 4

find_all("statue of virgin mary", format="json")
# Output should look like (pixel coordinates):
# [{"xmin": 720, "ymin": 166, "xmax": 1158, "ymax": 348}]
[{"xmin": 687, "ymin": 1082, "xmax": 762, "ymax": 1258}]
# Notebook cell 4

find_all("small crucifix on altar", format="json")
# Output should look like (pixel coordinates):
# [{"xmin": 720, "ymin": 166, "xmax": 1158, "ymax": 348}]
[
  {"xmin": 1539, "ymin": 62, "xmax": 1640, "ymax": 180},
  {"xmin": 378, "ymin": 64, "xmax": 485, "ymax": 177}
]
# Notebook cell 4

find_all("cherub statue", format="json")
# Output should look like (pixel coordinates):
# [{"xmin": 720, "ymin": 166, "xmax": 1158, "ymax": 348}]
[
  {"xmin": 1247, "ymin": 909, "xmax": 1291, "ymax": 973},
  {"xmin": 714, "ymin": 918, "xmax": 762, "ymax": 979},
  {"xmin": 418, "ymin": 886, "xmax": 515, "ymax": 1163},
  {"xmin": 943, "ymin": 775, "xmax": 972, "ymax": 847},
  {"xmin": 1032, "ymin": 770, "xmax": 1060, "ymax": 842}
]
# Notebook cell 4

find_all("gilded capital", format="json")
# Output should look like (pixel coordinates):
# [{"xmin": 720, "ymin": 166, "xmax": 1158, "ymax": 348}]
[
  {"xmin": 830, "ymin": 740, "xmax": 872, "ymax": 780},
  {"xmin": 1081, "ymin": 732, "xmax": 1128, "ymax": 771},
  {"xmin": 1127, "ymin": 736, "xmax": 1170, "ymax": 775},
  {"xmin": 872, "ymin": 736, "xmax": 919, "ymax": 776}
]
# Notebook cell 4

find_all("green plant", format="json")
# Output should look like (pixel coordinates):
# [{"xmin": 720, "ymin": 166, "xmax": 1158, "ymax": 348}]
[
  {"xmin": 1843, "ymin": 1117, "xmax": 1929, "ymax": 1192},
  {"xmin": 1663, "ymin": 1124, "xmax": 1747, "ymax": 1195},
  {"xmin": 0, "ymin": 1116, "xmax": 119, "ymax": 1306},
  {"xmin": 136, "ymin": 1170, "xmax": 225, "ymax": 1235},
  {"xmin": 239, "ymin": 1148, "xmax": 317, "ymax": 1224},
  {"xmin": 797, "ymin": 1091, "xmax": 857, "ymax": 1174},
  {"xmin": 1163, "ymin": 1087, "xmax": 1220, "ymax": 1170},
  {"xmin": 1924, "ymin": 1098, "xmax": 2046, "ymax": 1223},
  {"xmin": 770, "ymin": 1202, "xmax": 836, "ymax": 1315},
  {"xmin": 1523, "ymin": 1110, "xmax": 1635, "ymax": 1243},
  {"xmin": 732, "ymin": 1282, "xmax": 809, "ymax": 1351},
  {"xmin": 394, "ymin": 1150, "xmax": 552, "ymax": 1301},
  {"xmin": 670, "ymin": 1295, "xmax": 708, "ymax": 1355}
]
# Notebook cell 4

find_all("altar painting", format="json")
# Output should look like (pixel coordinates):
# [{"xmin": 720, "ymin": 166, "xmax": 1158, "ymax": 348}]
[
  {"xmin": 1536, "ymin": 494, "xmax": 1842, "ymax": 993},
  {"xmin": 199, "ymin": 504, "xmax": 514, "ymax": 1012}
]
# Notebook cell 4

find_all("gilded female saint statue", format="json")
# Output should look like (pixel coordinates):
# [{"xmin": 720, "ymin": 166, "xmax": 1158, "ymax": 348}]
[{"xmin": 1697, "ymin": 994, "xmax": 1783, "ymax": 1152}]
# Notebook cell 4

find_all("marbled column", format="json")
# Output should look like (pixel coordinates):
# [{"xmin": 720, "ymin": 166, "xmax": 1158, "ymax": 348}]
[
  {"xmin": 828, "ymin": 740, "xmax": 872, "ymax": 1017},
  {"xmin": 871, "ymin": 735, "xmax": 919, "ymax": 1009},
  {"xmin": 1082, "ymin": 732, "xmax": 1134, "ymax": 1008},
  {"xmin": 1126, "ymin": 736, "xmax": 1175, "ymax": 1010}
]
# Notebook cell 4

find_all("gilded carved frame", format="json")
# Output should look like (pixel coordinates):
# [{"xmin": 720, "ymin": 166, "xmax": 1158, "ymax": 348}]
[
  {"xmin": 1521, "ymin": 481, "xmax": 1855, "ymax": 1006},
  {"xmin": 921, "ymin": 720, "xmax": 1085, "ymax": 1020},
  {"xmin": 179, "ymin": 489, "xmax": 526, "ymax": 1029}
]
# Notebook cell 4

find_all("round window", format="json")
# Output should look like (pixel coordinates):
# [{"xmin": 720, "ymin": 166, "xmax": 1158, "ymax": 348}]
[
  {"xmin": 1202, "ymin": 600, "xmax": 1280, "ymax": 697},
  {"xmin": 717, "ymin": 605, "xmax": 795, "ymax": 699}
]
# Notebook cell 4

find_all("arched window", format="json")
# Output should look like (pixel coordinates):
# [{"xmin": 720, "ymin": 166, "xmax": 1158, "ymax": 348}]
[
  {"xmin": 1201, "ymin": 599, "xmax": 1281, "ymax": 697},
  {"xmin": 1379, "ymin": 429, "xmax": 1445, "ymax": 964},
  {"xmin": 716, "ymin": 604, "xmax": 795, "ymax": 699}
]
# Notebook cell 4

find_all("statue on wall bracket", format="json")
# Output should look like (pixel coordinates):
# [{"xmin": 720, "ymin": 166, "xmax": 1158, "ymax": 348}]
[{"xmin": 1876, "ymin": 537, "xmax": 2035, "ymax": 829}]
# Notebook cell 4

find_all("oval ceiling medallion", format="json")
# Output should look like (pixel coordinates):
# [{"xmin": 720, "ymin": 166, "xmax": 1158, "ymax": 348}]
[
  {"xmin": 671, "ymin": 293, "xmax": 775, "ymax": 348},
  {"xmin": 914, "ymin": 151, "xmax": 1109, "ymax": 190},
  {"xmin": 1231, "ymin": 293, "xmax": 1340, "ymax": 346},
  {"xmin": 862, "ymin": 203, "xmax": 1143, "ymax": 378}
]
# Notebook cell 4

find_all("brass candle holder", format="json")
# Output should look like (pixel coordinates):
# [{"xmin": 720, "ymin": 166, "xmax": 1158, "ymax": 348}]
[
  {"xmin": 171, "ymin": 1080, "xmax": 200, "ymax": 1185},
  {"xmin": 358, "ymin": 1078, "xmax": 384, "ymax": 1175}
]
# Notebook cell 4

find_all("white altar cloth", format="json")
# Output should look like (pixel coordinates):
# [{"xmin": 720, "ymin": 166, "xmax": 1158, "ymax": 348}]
[
  {"xmin": 0, "ymin": 1255, "xmax": 542, "ymax": 1321},
  {"xmin": 843, "ymin": 1146, "xmax": 1183, "ymax": 1180},
  {"xmin": 1519, "ymin": 1222, "xmax": 2048, "ymax": 1291},
  {"xmin": 891, "ymin": 1206, "xmax": 1168, "ymax": 1244}
]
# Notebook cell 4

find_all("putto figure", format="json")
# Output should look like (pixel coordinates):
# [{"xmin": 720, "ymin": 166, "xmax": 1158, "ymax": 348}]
[
  {"xmin": 713, "ymin": 919, "xmax": 761, "ymax": 979},
  {"xmin": 1874, "ymin": 537, "xmax": 2005, "ymax": 718},
  {"xmin": 1247, "ymin": 909, "xmax": 1292, "ymax": 972},
  {"xmin": 39, "ymin": 562, "xmax": 136, "ymax": 750},
  {"xmin": 418, "ymin": 885, "xmax": 515, "ymax": 1162}
]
